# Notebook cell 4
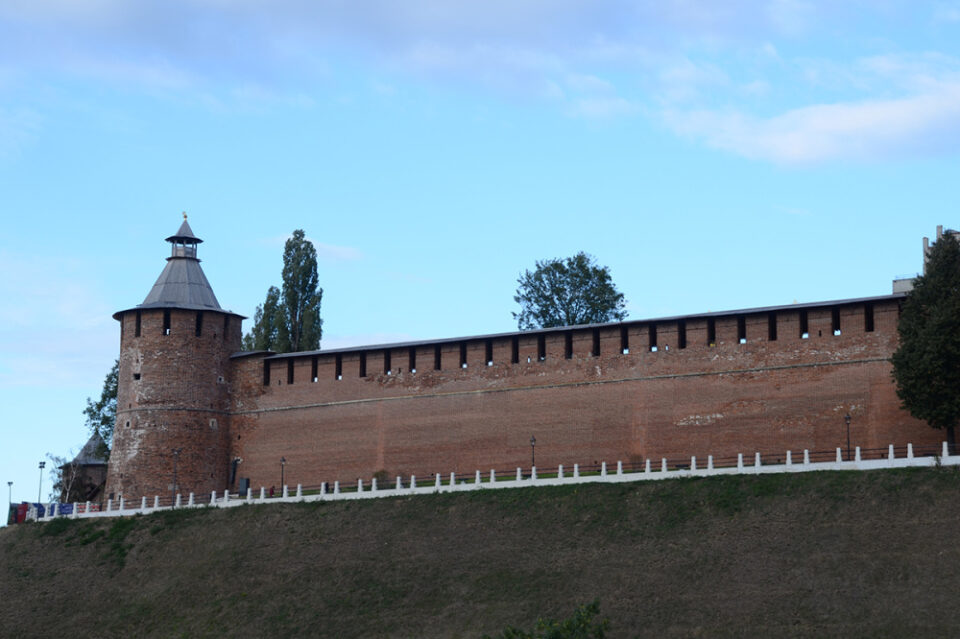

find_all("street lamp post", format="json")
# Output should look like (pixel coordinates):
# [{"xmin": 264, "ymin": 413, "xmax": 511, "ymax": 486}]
[
  {"xmin": 844, "ymin": 414, "xmax": 852, "ymax": 461},
  {"xmin": 281, "ymin": 457, "xmax": 286, "ymax": 489},
  {"xmin": 530, "ymin": 436, "xmax": 536, "ymax": 469},
  {"xmin": 171, "ymin": 448, "xmax": 182, "ymax": 506},
  {"xmin": 38, "ymin": 461, "xmax": 45, "ymax": 504}
]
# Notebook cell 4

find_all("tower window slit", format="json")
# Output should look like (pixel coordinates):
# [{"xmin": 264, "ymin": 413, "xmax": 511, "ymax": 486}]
[
  {"xmin": 677, "ymin": 320, "xmax": 687, "ymax": 349},
  {"xmin": 620, "ymin": 326, "xmax": 629, "ymax": 354},
  {"xmin": 768, "ymin": 312, "xmax": 778, "ymax": 341},
  {"xmin": 511, "ymin": 337, "xmax": 519, "ymax": 364},
  {"xmin": 135, "ymin": 311, "xmax": 141, "ymax": 337},
  {"xmin": 649, "ymin": 324, "xmax": 658, "ymax": 352},
  {"xmin": 359, "ymin": 353, "xmax": 367, "ymax": 378},
  {"xmin": 335, "ymin": 354, "xmax": 343, "ymax": 380},
  {"xmin": 263, "ymin": 361, "xmax": 270, "ymax": 386},
  {"xmin": 224, "ymin": 315, "xmax": 229, "ymax": 333},
  {"xmin": 537, "ymin": 335, "xmax": 546, "ymax": 361},
  {"xmin": 195, "ymin": 311, "xmax": 203, "ymax": 337},
  {"xmin": 485, "ymin": 339, "xmax": 493, "ymax": 366},
  {"xmin": 800, "ymin": 310, "xmax": 809, "ymax": 339},
  {"xmin": 163, "ymin": 310, "xmax": 171, "ymax": 336},
  {"xmin": 287, "ymin": 359, "xmax": 294, "ymax": 384},
  {"xmin": 565, "ymin": 332, "xmax": 573, "ymax": 359},
  {"xmin": 737, "ymin": 316, "xmax": 746, "ymax": 344},
  {"xmin": 460, "ymin": 342, "xmax": 468, "ymax": 368},
  {"xmin": 832, "ymin": 307, "xmax": 841, "ymax": 335},
  {"xmin": 707, "ymin": 318, "xmax": 716, "ymax": 346},
  {"xmin": 434, "ymin": 345, "xmax": 442, "ymax": 370},
  {"xmin": 409, "ymin": 347, "xmax": 417, "ymax": 373},
  {"xmin": 311, "ymin": 356, "xmax": 318, "ymax": 383},
  {"xmin": 384, "ymin": 350, "xmax": 392, "ymax": 375},
  {"xmin": 592, "ymin": 329, "xmax": 601, "ymax": 357},
  {"xmin": 864, "ymin": 303, "xmax": 875, "ymax": 332}
]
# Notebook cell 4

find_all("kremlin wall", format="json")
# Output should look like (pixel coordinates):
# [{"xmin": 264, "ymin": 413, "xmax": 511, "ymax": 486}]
[{"xmin": 104, "ymin": 220, "xmax": 938, "ymax": 500}]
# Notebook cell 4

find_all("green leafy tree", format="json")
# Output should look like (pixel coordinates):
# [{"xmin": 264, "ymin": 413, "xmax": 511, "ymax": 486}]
[
  {"xmin": 280, "ymin": 230, "xmax": 323, "ymax": 352},
  {"xmin": 892, "ymin": 231, "xmax": 960, "ymax": 453},
  {"xmin": 484, "ymin": 600, "xmax": 609, "ymax": 639},
  {"xmin": 243, "ymin": 230, "xmax": 323, "ymax": 352},
  {"xmin": 513, "ymin": 252, "xmax": 627, "ymax": 330},
  {"xmin": 83, "ymin": 359, "xmax": 118, "ymax": 458},
  {"xmin": 242, "ymin": 286, "xmax": 282, "ymax": 351}
]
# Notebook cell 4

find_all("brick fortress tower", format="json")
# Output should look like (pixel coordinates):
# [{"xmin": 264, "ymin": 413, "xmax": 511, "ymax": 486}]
[{"xmin": 105, "ymin": 216, "xmax": 243, "ymax": 501}]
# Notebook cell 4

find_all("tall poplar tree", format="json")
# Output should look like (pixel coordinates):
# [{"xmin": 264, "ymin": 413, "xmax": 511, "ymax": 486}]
[
  {"xmin": 280, "ymin": 230, "xmax": 323, "ymax": 352},
  {"xmin": 892, "ymin": 231, "xmax": 960, "ymax": 453},
  {"xmin": 243, "ymin": 230, "xmax": 323, "ymax": 353}
]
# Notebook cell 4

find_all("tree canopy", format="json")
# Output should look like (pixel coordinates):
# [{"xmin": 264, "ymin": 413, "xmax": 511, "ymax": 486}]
[
  {"xmin": 513, "ymin": 252, "xmax": 627, "ymax": 330},
  {"xmin": 891, "ymin": 231, "xmax": 960, "ymax": 451},
  {"xmin": 243, "ymin": 230, "xmax": 323, "ymax": 352},
  {"xmin": 83, "ymin": 359, "xmax": 118, "ymax": 458}
]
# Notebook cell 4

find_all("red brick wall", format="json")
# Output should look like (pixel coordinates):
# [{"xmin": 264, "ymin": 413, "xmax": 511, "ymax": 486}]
[
  {"xmin": 225, "ymin": 299, "xmax": 937, "ymax": 492},
  {"xmin": 106, "ymin": 308, "xmax": 242, "ymax": 500}
]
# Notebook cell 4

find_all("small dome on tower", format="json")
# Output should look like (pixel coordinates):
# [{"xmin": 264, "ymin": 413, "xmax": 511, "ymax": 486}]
[{"xmin": 113, "ymin": 215, "xmax": 229, "ymax": 317}]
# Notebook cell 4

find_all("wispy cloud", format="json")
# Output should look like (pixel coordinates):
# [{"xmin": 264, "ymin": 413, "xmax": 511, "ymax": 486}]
[
  {"xmin": 0, "ymin": 251, "xmax": 116, "ymax": 387},
  {"xmin": 664, "ymin": 82, "xmax": 960, "ymax": 163},
  {"xmin": 3, "ymin": 1, "xmax": 960, "ymax": 159}
]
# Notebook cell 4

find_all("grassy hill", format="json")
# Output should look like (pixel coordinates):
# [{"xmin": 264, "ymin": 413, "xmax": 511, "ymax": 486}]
[{"xmin": 3, "ymin": 467, "xmax": 960, "ymax": 638}]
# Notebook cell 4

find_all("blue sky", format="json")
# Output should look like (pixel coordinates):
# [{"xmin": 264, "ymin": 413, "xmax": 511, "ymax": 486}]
[{"xmin": 2, "ymin": 1, "xmax": 958, "ymax": 513}]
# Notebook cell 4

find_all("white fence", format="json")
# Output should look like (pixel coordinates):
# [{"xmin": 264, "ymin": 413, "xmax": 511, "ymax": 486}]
[{"xmin": 34, "ymin": 441, "xmax": 959, "ymax": 523}]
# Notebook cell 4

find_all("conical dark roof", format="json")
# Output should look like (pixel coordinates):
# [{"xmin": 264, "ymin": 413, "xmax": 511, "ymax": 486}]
[
  {"xmin": 66, "ymin": 432, "xmax": 108, "ymax": 467},
  {"xmin": 113, "ymin": 218, "xmax": 243, "ymax": 319},
  {"xmin": 140, "ymin": 257, "xmax": 222, "ymax": 310},
  {"xmin": 165, "ymin": 218, "xmax": 203, "ymax": 244}
]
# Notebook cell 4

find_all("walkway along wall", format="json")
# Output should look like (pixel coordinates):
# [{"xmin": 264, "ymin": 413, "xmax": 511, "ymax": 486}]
[
  {"xmin": 42, "ymin": 440, "xmax": 957, "ymax": 523},
  {"xmin": 226, "ymin": 294, "xmax": 935, "ymax": 492}
]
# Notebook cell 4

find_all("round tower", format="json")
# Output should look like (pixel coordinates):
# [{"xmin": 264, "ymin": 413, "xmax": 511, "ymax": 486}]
[{"xmin": 105, "ymin": 216, "xmax": 243, "ymax": 501}]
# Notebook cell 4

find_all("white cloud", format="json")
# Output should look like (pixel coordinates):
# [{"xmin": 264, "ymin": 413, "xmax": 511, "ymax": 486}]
[
  {"xmin": 664, "ymin": 83, "xmax": 960, "ymax": 163},
  {"xmin": 4, "ymin": 1, "xmax": 960, "ymax": 158},
  {"xmin": 657, "ymin": 58, "xmax": 730, "ymax": 103}
]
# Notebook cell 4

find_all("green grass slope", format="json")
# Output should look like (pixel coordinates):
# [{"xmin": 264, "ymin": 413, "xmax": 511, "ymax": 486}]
[{"xmin": 2, "ymin": 468, "xmax": 960, "ymax": 638}]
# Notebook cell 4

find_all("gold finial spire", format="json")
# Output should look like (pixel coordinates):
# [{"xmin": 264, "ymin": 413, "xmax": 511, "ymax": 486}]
[{"xmin": 182, "ymin": 211, "xmax": 188, "ymax": 220}]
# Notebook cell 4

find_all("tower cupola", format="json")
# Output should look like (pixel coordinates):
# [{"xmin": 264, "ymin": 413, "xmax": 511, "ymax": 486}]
[
  {"xmin": 115, "ymin": 214, "xmax": 224, "ymax": 316},
  {"xmin": 166, "ymin": 214, "xmax": 203, "ymax": 259}
]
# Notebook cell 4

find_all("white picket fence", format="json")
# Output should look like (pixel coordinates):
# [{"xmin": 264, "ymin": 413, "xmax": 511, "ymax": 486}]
[{"xmin": 35, "ymin": 441, "xmax": 959, "ymax": 523}]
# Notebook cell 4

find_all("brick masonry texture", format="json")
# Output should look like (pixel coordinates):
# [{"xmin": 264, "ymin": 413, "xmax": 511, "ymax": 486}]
[
  {"xmin": 106, "ymin": 309, "xmax": 242, "ymax": 499},
  {"xmin": 107, "ymin": 296, "xmax": 936, "ymax": 499}
]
